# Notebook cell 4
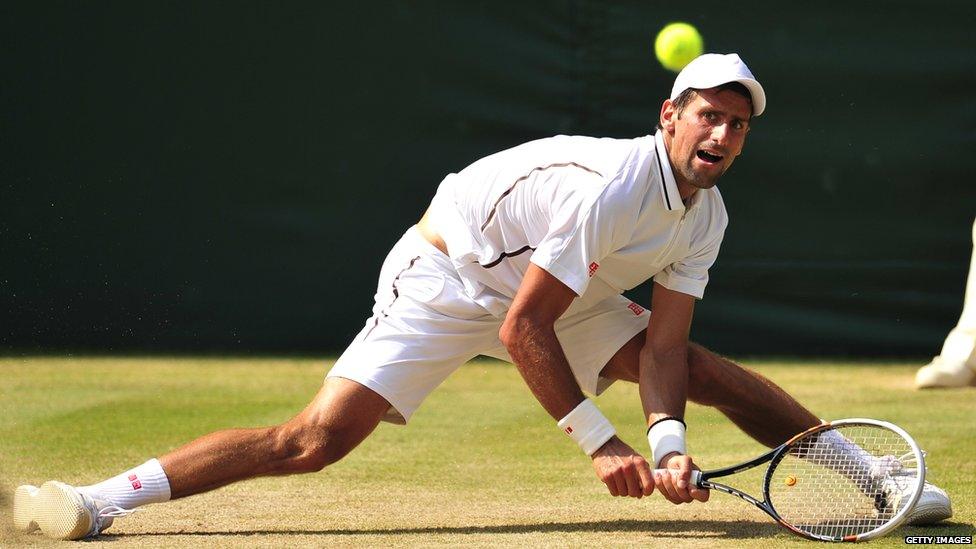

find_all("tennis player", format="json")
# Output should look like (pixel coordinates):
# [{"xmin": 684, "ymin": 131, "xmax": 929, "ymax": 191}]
[{"xmin": 14, "ymin": 54, "xmax": 952, "ymax": 540}]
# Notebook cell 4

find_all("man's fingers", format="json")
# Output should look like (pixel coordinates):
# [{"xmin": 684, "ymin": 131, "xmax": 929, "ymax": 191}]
[
  {"xmin": 655, "ymin": 468, "xmax": 699, "ymax": 504},
  {"xmin": 622, "ymin": 463, "xmax": 642, "ymax": 498},
  {"xmin": 674, "ymin": 465, "xmax": 694, "ymax": 502},
  {"xmin": 636, "ymin": 459, "xmax": 654, "ymax": 497},
  {"xmin": 683, "ymin": 468, "xmax": 708, "ymax": 502},
  {"xmin": 653, "ymin": 470, "xmax": 681, "ymax": 504},
  {"xmin": 613, "ymin": 468, "xmax": 629, "ymax": 497},
  {"xmin": 651, "ymin": 456, "xmax": 708, "ymax": 505},
  {"xmin": 671, "ymin": 476, "xmax": 693, "ymax": 503},
  {"xmin": 676, "ymin": 473, "xmax": 694, "ymax": 503},
  {"xmin": 590, "ymin": 438, "xmax": 656, "ymax": 499},
  {"xmin": 690, "ymin": 484, "xmax": 710, "ymax": 502},
  {"xmin": 675, "ymin": 467, "xmax": 690, "ymax": 490},
  {"xmin": 607, "ymin": 469, "xmax": 627, "ymax": 497},
  {"xmin": 602, "ymin": 472, "xmax": 620, "ymax": 497}
]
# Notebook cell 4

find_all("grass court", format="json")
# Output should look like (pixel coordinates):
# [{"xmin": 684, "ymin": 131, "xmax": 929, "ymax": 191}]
[{"xmin": 1, "ymin": 357, "xmax": 973, "ymax": 547}]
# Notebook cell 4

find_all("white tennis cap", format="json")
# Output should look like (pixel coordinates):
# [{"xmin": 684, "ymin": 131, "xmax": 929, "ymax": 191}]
[{"xmin": 670, "ymin": 53, "xmax": 766, "ymax": 116}]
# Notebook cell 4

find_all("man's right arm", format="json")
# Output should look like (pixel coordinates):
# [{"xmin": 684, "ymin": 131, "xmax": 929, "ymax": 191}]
[
  {"xmin": 498, "ymin": 264, "xmax": 583, "ymax": 419},
  {"xmin": 500, "ymin": 264, "xmax": 654, "ymax": 498}
]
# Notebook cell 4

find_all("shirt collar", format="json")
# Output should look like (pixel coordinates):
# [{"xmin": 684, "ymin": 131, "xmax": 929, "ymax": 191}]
[{"xmin": 654, "ymin": 130, "xmax": 683, "ymax": 212}]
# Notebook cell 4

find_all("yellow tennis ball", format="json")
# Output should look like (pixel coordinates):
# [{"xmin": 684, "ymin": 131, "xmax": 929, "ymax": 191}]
[{"xmin": 654, "ymin": 22, "xmax": 704, "ymax": 72}]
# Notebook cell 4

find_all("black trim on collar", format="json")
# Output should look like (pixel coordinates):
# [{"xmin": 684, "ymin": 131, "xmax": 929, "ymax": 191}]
[{"xmin": 655, "ymin": 147, "xmax": 673, "ymax": 211}]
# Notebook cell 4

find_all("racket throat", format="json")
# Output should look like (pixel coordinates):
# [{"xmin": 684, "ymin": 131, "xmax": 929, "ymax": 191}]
[{"xmin": 702, "ymin": 480, "xmax": 767, "ymax": 510}]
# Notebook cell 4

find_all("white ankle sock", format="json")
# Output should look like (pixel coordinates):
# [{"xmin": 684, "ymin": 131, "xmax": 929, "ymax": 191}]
[
  {"xmin": 812, "ymin": 429, "xmax": 876, "ymax": 492},
  {"xmin": 80, "ymin": 458, "xmax": 172, "ymax": 509}
]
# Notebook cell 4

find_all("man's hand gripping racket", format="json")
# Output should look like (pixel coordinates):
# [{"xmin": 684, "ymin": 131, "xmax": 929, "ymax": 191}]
[{"xmin": 654, "ymin": 419, "xmax": 926, "ymax": 542}]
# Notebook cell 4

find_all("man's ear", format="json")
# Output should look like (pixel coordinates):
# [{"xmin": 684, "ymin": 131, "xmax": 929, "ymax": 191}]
[{"xmin": 660, "ymin": 99, "xmax": 676, "ymax": 134}]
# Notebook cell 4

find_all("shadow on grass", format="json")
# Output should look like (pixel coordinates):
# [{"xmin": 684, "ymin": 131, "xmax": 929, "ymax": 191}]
[
  {"xmin": 97, "ymin": 519, "xmax": 976, "ymax": 542},
  {"xmin": 109, "ymin": 519, "xmax": 782, "ymax": 539}
]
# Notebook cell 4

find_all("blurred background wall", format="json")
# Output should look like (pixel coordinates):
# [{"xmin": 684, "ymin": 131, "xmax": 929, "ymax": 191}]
[{"xmin": 3, "ymin": 1, "xmax": 975, "ymax": 356}]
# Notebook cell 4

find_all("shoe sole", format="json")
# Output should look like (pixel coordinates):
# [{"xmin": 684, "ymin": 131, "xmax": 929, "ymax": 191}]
[
  {"xmin": 915, "ymin": 366, "xmax": 976, "ymax": 389},
  {"xmin": 13, "ymin": 485, "xmax": 40, "ymax": 532},
  {"xmin": 34, "ymin": 481, "xmax": 93, "ymax": 540},
  {"xmin": 907, "ymin": 504, "xmax": 953, "ymax": 525}
]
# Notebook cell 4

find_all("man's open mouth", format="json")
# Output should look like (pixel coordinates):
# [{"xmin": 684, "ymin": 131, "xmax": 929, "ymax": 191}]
[{"xmin": 696, "ymin": 150, "xmax": 723, "ymax": 164}]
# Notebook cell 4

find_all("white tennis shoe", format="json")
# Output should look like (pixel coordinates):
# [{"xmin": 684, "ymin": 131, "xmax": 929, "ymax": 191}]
[
  {"xmin": 13, "ymin": 481, "xmax": 132, "ymax": 540},
  {"xmin": 905, "ymin": 482, "xmax": 952, "ymax": 525},
  {"xmin": 915, "ymin": 356, "xmax": 975, "ymax": 389},
  {"xmin": 872, "ymin": 453, "xmax": 952, "ymax": 526}
]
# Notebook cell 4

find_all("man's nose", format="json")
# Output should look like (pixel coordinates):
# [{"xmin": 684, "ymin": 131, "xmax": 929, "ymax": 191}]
[{"xmin": 710, "ymin": 123, "xmax": 730, "ymax": 144}]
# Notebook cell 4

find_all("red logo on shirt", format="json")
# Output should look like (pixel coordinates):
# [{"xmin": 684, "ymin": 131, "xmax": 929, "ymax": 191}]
[
  {"xmin": 128, "ymin": 474, "xmax": 142, "ymax": 490},
  {"xmin": 565, "ymin": 426, "xmax": 574, "ymax": 435},
  {"xmin": 628, "ymin": 302, "xmax": 645, "ymax": 315},
  {"xmin": 588, "ymin": 262, "xmax": 599, "ymax": 277}
]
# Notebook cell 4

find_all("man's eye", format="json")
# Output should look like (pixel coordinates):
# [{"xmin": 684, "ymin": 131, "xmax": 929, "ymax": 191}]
[
  {"xmin": 732, "ymin": 120, "xmax": 744, "ymax": 130},
  {"xmin": 703, "ymin": 112, "xmax": 717, "ymax": 122}
]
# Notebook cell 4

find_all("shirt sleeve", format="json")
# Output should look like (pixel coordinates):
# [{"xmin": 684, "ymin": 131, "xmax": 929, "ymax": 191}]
[
  {"xmin": 652, "ymin": 217, "xmax": 727, "ymax": 299},
  {"xmin": 529, "ymin": 178, "xmax": 630, "ymax": 296}
]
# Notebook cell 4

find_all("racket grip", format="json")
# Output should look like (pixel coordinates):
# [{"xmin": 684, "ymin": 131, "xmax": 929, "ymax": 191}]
[{"xmin": 650, "ymin": 469, "xmax": 704, "ymax": 487}]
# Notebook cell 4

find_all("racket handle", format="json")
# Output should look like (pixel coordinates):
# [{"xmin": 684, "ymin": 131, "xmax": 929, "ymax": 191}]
[{"xmin": 651, "ymin": 468, "xmax": 704, "ymax": 487}]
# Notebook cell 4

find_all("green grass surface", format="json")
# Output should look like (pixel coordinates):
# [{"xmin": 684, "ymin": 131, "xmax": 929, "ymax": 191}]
[{"xmin": 1, "ymin": 357, "xmax": 973, "ymax": 547}]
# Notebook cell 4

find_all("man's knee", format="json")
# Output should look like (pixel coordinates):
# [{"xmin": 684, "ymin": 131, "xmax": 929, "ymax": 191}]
[
  {"xmin": 269, "ymin": 377, "xmax": 390, "ymax": 474},
  {"xmin": 602, "ymin": 337, "xmax": 720, "ymax": 393},
  {"xmin": 270, "ymin": 418, "xmax": 359, "ymax": 474}
]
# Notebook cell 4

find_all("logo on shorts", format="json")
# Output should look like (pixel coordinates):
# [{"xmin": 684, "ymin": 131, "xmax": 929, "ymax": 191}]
[
  {"xmin": 588, "ymin": 262, "xmax": 599, "ymax": 277},
  {"xmin": 628, "ymin": 302, "xmax": 645, "ymax": 315},
  {"xmin": 128, "ymin": 474, "xmax": 142, "ymax": 490},
  {"xmin": 564, "ymin": 426, "xmax": 574, "ymax": 435}
]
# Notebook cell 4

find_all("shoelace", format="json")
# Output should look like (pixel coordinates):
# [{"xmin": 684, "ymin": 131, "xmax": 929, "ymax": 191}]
[
  {"xmin": 99, "ymin": 505, "xmax": 136, "ymax": 519},
  {"xmin": 892, "ymin": 450, "xmax": 931, "ymax": 478},
  {"xmin": 879, "ymin": 451, "xmax": 937, "ymax": 513},
  {"xmin": 81, "ymin": 493, "xmax": 136, "ymax": 537}
]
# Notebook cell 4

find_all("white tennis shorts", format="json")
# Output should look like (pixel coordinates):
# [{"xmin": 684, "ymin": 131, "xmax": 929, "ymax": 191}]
[{"xmin": 327, "ymin": 226, "xmax": 650, "ymax": 424}]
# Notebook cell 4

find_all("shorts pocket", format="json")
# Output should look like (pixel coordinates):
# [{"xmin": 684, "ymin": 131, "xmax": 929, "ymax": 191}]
[{"xmin": 396, "ymin": 264, "xmax": 446, "ymax": 304}]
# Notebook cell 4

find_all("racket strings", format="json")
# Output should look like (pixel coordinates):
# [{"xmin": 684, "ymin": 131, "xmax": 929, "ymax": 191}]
[{"xmin": 767, "ymin": 425, "xmax": 921, "ymax": 539}]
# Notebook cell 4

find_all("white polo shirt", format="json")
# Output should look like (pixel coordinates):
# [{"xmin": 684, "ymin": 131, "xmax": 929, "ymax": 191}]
[{"xmin": 428, "ymin": 131, "xmax": 728, "ymax": 317}]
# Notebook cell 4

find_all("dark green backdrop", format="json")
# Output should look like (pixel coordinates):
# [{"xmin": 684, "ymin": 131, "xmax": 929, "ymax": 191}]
[{"xmin": 4, "ymin": 2, "xmax": 975, "ymax": 356}]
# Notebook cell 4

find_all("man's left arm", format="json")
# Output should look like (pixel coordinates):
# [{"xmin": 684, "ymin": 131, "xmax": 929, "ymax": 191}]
[{"xmin": 639, "ymin": 282, "xmax": 710, "ymax": 504}]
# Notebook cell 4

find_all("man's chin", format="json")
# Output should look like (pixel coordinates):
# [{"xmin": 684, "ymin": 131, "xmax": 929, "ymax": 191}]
[
  {"xmin": 688, "ymin": 175, "xmax": 721, "ymax": 190},
  {"xmin": 691, "ymin": 164, "xmax": 731, "ymax": 189},
  {"xmin": 678, "ymin": 164, "xmax": 726, "ymax": 191}
]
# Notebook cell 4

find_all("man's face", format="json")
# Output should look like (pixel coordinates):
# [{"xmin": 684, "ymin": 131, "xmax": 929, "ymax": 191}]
[{"xmin": 660, "ymin": 87, "xmax": 752, "ymax": 194}]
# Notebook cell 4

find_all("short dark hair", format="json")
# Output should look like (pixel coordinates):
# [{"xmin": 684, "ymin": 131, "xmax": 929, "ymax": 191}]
[{"xmin": 656, "ymin": 82, "xmax": 752, "ymax": 130}]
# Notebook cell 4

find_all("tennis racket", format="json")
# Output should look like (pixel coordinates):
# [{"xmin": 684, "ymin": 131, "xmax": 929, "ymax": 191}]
[{"xmin": 654, "ymin": 418, "xmax": 926, "ymax": 542}]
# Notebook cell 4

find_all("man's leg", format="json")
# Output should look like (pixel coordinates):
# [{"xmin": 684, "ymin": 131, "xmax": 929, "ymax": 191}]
[
  {"xmin": 161, "ymin": 377, "xmax": 390, "ymax": 498},
  {"xmin": 601, "ymin": 333, "xmax": 818, "ymax": 447},
  {"xmin": 681, "ymin": 342, "xmax": 820, "ymax": 446},
  {"xmin": 15, "ymin": 377, "xmax": 390, "ymax": 539}
]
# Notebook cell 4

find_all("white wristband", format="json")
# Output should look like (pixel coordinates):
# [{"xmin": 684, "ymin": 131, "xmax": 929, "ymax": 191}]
[
  {"xmin": 647, "ymin": 417, "xmax": 687, "ymax": 467},
  {"xmin": 557, "ymin": 399, "xmax": 616, "ymax": 456}
]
